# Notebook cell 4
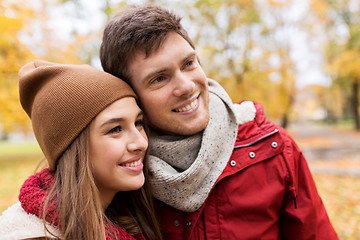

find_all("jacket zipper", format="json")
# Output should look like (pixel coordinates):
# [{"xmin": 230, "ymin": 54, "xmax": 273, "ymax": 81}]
[
  {"xmin": 234, "ymin": 128, "xmax": 279, "ymax": 149},
  {"xmin": 234, "ymin": 128, "xmax": 298, "ymax": 209}
]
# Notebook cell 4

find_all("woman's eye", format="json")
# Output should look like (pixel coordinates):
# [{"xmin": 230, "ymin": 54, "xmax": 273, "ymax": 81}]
[
  {"xmin": 185, "ymin": 60, "xmax": 193, "ymax": 67},
  {"xmin": 135, "ymin": 119, "xmax": 144, "ymax": 129},
  {"xmin": 107, "ymin": 126, "xmax": 122, "ymax": 134}
]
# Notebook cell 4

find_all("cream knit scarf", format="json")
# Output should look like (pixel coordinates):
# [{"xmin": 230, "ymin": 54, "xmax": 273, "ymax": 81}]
[{"xmin": 148, "ymin": 79, "xmax": 256, "ymax": 212}]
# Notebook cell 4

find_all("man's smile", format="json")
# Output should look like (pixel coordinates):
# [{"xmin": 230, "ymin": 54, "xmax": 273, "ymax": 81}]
[{"xmin": 173, "ymin": 97, "xmax": 199, "ymax": 113}]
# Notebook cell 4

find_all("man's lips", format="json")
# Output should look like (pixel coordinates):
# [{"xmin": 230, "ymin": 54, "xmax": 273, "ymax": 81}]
[{"xmin": 173, "ymin": 94, "xmax": 200, "ymax": 113}]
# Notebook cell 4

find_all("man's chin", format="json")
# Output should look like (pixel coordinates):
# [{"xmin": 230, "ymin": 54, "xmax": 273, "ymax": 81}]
[{"xmin": 153, "ymin": 119, "xmax": 209, "ymax": 136}]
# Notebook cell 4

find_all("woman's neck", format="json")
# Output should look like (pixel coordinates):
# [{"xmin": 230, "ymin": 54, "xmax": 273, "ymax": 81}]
[{"xmin": 100, "ymin": 190, "xmax": 116, "ymax": 211}]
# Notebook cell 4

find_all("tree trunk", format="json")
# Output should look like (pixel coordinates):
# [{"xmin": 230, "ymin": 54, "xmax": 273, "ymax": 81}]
[
  {"xmin": 352, "ymin": 80, "xmax": 360, "ymax": 131},
  {"xmin": 0, "ymin": 132, "xmax": 8, "ymax": 141},
  {"xmin": 281, "ymin": 113, "xmax": 288, "ymax": 129}
]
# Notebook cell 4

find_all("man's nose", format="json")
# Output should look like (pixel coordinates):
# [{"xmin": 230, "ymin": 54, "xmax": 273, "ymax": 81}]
[{"xmin": 173, "ymin": 72, "xmax": 196, "ymax": 97}]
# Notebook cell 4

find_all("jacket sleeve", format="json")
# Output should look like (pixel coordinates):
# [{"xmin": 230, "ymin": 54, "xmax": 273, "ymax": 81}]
[
  {"xmin": 279, "ymin": 133, "xmax": 338, "ymax": 239},
  {"xmin": 0, "ymin": 202, "xmax": 60, "ymax": 240}
]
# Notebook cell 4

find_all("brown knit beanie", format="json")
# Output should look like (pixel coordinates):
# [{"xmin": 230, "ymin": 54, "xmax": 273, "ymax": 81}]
[{"xmin": 19, "ymin": 60, "xmax": 136, "ymax": 170}]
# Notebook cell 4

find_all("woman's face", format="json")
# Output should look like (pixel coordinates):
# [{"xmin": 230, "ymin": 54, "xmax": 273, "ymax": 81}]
[{"xmin": 89, "ymin": 97, "xmax": 148, "ymax": 207}]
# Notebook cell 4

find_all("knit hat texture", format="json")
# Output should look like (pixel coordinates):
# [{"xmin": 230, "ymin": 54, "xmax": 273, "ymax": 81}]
[{"xmin": 18, "ymin": 60, "xmax": 136, "ymax": 170}]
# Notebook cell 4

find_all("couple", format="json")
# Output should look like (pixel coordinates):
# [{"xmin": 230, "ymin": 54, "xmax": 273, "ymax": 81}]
[{"xmin": 0, "ymin": 4, "xmax": 338, "ymax": 240}]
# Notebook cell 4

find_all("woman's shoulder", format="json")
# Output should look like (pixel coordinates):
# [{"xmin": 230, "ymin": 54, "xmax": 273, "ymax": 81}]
[{"xmin": 0, "ymin": 202, "xmax": 61, "ymax": 240}]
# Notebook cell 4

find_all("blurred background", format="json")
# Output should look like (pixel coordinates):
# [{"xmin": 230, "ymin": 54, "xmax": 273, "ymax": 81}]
[{"xmin": 0, "ymin": 0, "xmax": 359, "ymax": 238}]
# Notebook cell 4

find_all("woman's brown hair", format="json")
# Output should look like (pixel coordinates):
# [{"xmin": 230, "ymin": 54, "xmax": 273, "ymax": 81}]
[{"xmin": 43, "ymin": 126, "xmax": 162, "ymax": 240}]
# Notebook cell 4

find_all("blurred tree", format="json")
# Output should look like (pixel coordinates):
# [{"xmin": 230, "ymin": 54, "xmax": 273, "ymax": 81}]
[
  {"xmin": 0, "ymin": 0, "xmax": 87, "ymax": 138},
  {"xmin": 52, "ymin": 0, "xmax": 309, "ymax": 127},
  {"xmin": 0, "ymin": 1, "xmax": 35, "ymax": 139},
  {"xmin": 57, "ymin": 0, "xmax": 123, "ymax": 64},
  {"xmin": 5, "ymin": 0, "xmax": 357, "ymax": 135},
  {"xmin": 183, "ymin": 0, "xmax": 271, "ymax": 119},
  {"xmin": 313, "ymin": 83, "xmax": 345, "ymax": 123},
  {"xmin": 186, "ymin": 0, "xmax": 300, "ymax": 127},
  {"xmin": 19, "ymin": 0, "xmax": 91, "ymax": 65},
  {"xmin": 330, "ymin": 50, "xmax": 360, "ymax": 129},
  {"xmin": 312, "ymin": 0, "xmax": 360, "ymax": 130},
  {"xmin": 257, "ymin": 0, "xmax": 298, "ymax": 128}
]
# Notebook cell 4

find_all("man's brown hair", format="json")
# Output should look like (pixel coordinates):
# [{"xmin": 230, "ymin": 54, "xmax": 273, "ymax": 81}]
[{"xmin": 100, "ymin": 4, "xmax": 195, "ymax": 82}]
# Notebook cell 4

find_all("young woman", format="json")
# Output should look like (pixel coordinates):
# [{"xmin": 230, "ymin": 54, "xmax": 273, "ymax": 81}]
[{"xmin": 0, "ymin": 60, "xmax": 163, "ymax": 240}]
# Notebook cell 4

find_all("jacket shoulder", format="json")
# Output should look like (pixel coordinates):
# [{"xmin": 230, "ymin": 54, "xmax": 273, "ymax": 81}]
[
  {"xmin": 251, "ymin": 101, "xmax": 278, "ymax": 130},
  {"xmin": 236, "ymin": 101, "xmax": 295, "ymax": 140},
  {"xmin": 233, "ymin": 101, "xmax": 277, "ymax": 129},
  {"xmin": 234, "ymin": 101, "xmax": 301, "ymax": 176},
  {"xmin": 0, "ymin": 202, "xmax": 60, "ymax": 240},
  {"xmin": 249, "ymin": 101, "xmax": 302, "ymax": 158}
]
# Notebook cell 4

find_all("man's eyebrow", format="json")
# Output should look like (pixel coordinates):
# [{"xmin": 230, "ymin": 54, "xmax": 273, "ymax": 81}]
[
  {"xmin": 142, "ymin": 68, "xmax": 167, "ymax": 84},
  {"xmin": 141, "ymin": 51, "xmax": 197, "ymax": 84},
  {"xmin": 100, "ymin": 111, "xmax": 143, "ymax": 128},
  {"xmin": 183, "ymin": 51, "xmax": 196, "ymax": 62}
]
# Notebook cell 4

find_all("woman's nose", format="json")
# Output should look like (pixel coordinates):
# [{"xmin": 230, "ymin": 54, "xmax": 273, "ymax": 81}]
[{"xmin": 127, "ymin": 129, "xmax": 148, "ymax": 153}]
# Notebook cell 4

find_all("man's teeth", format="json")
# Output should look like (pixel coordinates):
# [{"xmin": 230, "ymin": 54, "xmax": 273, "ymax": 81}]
[
  {"xmin": 174, "ymin": 98, "xmax": 198, "ymax": 112},
  {"xmin": 121, "ymin": 159, "xmax": 141, "ymax": 167}
]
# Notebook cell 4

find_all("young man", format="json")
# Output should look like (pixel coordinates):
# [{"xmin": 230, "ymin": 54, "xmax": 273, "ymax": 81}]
[{"xmin": 100, "ymin": 4, "xmax": 338, "ymax": 240}]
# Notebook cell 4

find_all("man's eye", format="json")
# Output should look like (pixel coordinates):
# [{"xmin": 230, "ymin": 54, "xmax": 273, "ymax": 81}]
[
  {"xmin": 108, "ymin": 126, "xmax": 122, "ymax": 134},
  {"xmin": 151, "ymin": 76, "xmax": 165, "ymax": 84}
]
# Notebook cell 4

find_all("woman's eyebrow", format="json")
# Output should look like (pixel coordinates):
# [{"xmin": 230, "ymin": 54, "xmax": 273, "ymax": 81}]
[
  {"xmin": 100, "ymin": 118, "xmax": 124, "ymax": 128},
  {"xmin": 100, "ymin": 111, "xmax": 143, "ymax": 128}
]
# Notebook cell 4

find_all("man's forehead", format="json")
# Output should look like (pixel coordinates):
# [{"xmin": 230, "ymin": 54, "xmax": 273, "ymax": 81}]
[{"xmin": 128, "ymin": 33, "xmax": 196, "ymax": 84}]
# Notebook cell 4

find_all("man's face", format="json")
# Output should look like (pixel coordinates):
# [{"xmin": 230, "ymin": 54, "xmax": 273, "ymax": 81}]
[{"xmin": 128, "ymin": 32, "xmax": 209, "ymax": 135}]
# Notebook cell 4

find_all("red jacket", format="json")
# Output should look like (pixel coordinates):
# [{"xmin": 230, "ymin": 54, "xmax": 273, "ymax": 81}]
[{"xmin": 155, "ymin": 102, "xmax": 338, "ymax": 240}]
